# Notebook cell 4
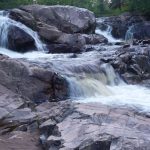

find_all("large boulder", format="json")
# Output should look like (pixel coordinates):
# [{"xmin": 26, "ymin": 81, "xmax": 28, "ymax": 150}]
[
  {"xmin": 20, "ymin": 4, "xmax": 96, "ymax": 34},
  {"xmin": 8, "ymin": 25, "xmax": 35, "ymax": 52},
  {"xmin": 9, "ymin": 5, "xmax": 108, "ymax": 53},
  {"xmin": 9, "ymin": 5, "xmax": 110, "ymax": 52}
]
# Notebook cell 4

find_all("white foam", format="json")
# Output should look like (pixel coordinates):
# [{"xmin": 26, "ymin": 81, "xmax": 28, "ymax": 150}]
[
  {"xmin": 96, "ymin": 27, "xmax": 122, "ymax": 43},
  {"xmin": 78, "ymin": 84, "xmax": 150, "ymax": 112}
]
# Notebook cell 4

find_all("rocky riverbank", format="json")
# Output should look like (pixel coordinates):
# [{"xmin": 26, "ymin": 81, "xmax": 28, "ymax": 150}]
[
  {"xmin": 0, "ymin": 81, "xmax": 150, "ymax": 149},
  {"xmin": 0, "ymin": 4, "xmax": 150, "ymax": 150}
]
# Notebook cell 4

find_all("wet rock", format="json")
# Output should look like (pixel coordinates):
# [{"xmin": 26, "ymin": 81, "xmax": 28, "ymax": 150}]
[
  {"xmin": 96, "ymin": 19, "xmax": 108, "ymax": 31},
  {"xmin": 123, "ymin": 44, "xmax": 130, "ymax": 48},
  {"xmin": 109, "ymin": 45, "xmax": 150, "ymax": 84},
  {"xmin": 47, "ymin": 44, "xmax": 81, "ymax": 54},
  {"xmin": 82, "ymin": 34, "xmax": 108, "ymax": 44},
  {"xmin": 56, "ymin": 33, "xmax": 86, "ymax": 48},
  {"xmin": 129, "ymin": 22, "xmax": 150, "ymax": 40},
  {"xmin": 114, "ymin": 41, "xmax": 125, "ymax": 45},
  {"xmin": 142, "ymin": 39, "xmax": 150, "ymax": 45},
  {"xmin": 8, "ymin": 25, "xmax": 35, "ymax": 52}
]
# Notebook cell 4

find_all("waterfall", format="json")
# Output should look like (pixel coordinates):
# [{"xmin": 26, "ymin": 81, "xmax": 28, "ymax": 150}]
[
  {"xmin": 0, "ymin": 11, "xmax": 46, "ymax": 51},
  {"xmin": 66, "ymin": 63, "xmax": 123, "ymax": 99},
  {"xmin": 96, "ymin": 18, "xmax": 122, "ymax": 43},
  {"xmin": 96, "ymin": 25, "xmax": 122, "ymax": 43},
  {"xmin": 125, "ymin": 25, "xmax": 134, "ymax": 44},
  {"xmin": 66, "ymin": 63, "xmax": 150, "ymax": 112}
]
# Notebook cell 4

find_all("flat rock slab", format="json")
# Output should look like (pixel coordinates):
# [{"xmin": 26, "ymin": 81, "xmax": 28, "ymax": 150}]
[
  {"xmin": 54, "ymin": 102, "xmax": 150, "ymax": 150},
  {"xmin": 0, "ymin": 84, "xmax": 26, "ymax": 117},
  {"xmin": 0, "ymin": 131, "xmax": 41, "ymax": 150}
]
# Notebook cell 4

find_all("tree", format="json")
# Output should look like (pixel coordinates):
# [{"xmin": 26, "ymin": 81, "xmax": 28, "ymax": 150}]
[
  {"xmin": 110, "ymin": 0, "xmax": 123, "ymax": 10},
  {"xmin": 99, "ymin": 0, "xmax": 105, "ymax": 14}
]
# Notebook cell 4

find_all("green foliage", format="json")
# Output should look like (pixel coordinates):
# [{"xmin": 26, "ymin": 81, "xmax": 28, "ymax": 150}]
[{"xmin": 0, "ymin": 0, "xmax": 150, "ymax": 16}]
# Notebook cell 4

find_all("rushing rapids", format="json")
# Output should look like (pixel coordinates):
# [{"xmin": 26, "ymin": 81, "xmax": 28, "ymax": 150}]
[{"xmin": 0, "ymin": 10, "xmax": 150, "ymax": 112}]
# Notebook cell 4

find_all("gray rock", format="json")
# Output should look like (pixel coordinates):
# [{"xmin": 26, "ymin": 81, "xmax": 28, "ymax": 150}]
[
  {"xmin": 20, "ymin": 5, "xmax": 96, "ymax": 34},
  {"xmin": 0, "ymin": 55, "xmax": 69, "ymax": 102},
  {"xmin": 37, "ymin": 23, "xmax": 62, "ymax": 42},
  {"xmin": 9, "ymin": 8, "xmax": 37, "ymax": 30},
  {"xmin": 8, "ymin": 25, "xmax": 35, "ymax": 52}
]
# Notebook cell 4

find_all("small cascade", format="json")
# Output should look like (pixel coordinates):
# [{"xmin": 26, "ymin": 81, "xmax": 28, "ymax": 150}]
[
  {"xmin": 66, "ymin": 63, "xmax": 123, "ymax": 99},
  {"xmin": 125, "ymin": 25, "xmax": 134, "ymax": 44},
  {"xmin": 0, "ymin": 11, "xmax": 46, "ymax": 51},
  {"xmin": 96, "ymin": 25, "xmax": 121, "ymax": 43},
  {"xmin": 96, "ymin": 18, "xmax": 122, "ymax": 43}
]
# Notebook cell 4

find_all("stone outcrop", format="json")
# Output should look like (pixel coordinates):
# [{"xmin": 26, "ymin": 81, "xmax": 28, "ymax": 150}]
[
  {"xmin": 9, "ymin": 5, "xmax": 108, "ymax": 53},
  {"xmin": 99, "ymin": 44, "xmax": 150, "ymax": 84},
  {"xmin": 97, "ymin": 13, "xmax": 150, "ymax": 40},
  {"xmin": 19, "ymin": 5, "xmax": 96, "ymax": 34},
  {"xmin": 0, "ymin": 55, "xmax": 69, "ymax": 103},
  {"xmin": 1, "ymin": 84, "xmax": 150, "ymax": 150}
]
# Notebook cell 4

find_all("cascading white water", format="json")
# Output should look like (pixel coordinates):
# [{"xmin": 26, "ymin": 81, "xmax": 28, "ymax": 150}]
[
  {"xmin": 0, "ymin": 11, "xmax": 46, "ymax": 51},
  {"xmin": 0, "ymin": 11, "xmax": 9, "ymax": 47},
  {"xmin": 0, "ymin": 11, "xmax": 150, "ymax": 112},
  {"xmin": 67, "ymin": 63, "xmax": 124, "ymax": 98},
  {"xmin": 96, "ymin": 18, "xmax": 122, "ymax": 43},
  {"xmin": 0, "ymin": 45, "xmax": 150, "ymax": 112},
  {"xmin": 66, "ymin": 63, "xmax": 150, "ymax": 112},
  {"xmin": 125, "ymin": 25, "xmax": 134, "ymax": 44}
]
